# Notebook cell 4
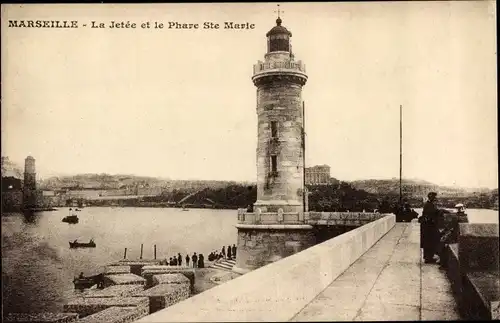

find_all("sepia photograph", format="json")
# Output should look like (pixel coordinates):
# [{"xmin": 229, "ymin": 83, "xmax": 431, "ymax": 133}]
[{"xmin": 1, "ymin": 2, "xmax": 498, "ymax": 322}]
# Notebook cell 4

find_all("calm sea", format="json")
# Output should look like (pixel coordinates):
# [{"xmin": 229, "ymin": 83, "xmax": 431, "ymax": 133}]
[
  {"xmin": 1, "ymin": 207, "xmax": 498, "ymax": 313},
  {"xmin": 1, "ymin": 207, "xmax": 238, "ymax": 313}
]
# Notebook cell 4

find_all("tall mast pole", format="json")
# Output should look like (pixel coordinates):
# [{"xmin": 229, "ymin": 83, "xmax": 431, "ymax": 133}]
[
  {"xmin": 303, "ymin": 101, "xmax": 306, "ymax": 212},
  {"xmin": 399, "ymin": 104, "xmax": 403, "ymax": 205}
]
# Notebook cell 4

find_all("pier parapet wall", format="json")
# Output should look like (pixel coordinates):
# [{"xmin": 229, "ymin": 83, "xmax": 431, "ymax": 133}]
[
  {"xmin": 234, "ymin": 209, "xmax": 388, "ymax": 273},
  {"xmin": 135, "ymin": 214, "xmax": 396, "ymax": 322},
  {"xmin": 445, "ymin": 223, "xmax": 499, "ymax": 320}
]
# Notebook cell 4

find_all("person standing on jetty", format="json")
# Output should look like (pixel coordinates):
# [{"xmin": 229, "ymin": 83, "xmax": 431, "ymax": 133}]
[
  {"xmin": 419, "ymin": 192, "xmax": 443, "ymax": 264},
  {"xmin": 192, "ymin": 252, "xmax": 198, "ymax": 268},
  {"xmin": 186, "ymin": 254, "xmax": 190, "ymax": 267},
  {"xmin": 177, "ymin": 253, "xmax": 182, "ymax": 266},
  {"xmin": 232, "ymin": 244, "xmax": 237, "ymax": 258},
  {"xmin": 227, "ymin": 245, "xmax": 232, "ymax": 260},
  {"xmin": 222, "ymin": 246, "xmax": 226, "ymax": 259},
  {"xmin": 198, "ymin": 254, "xmax": 205, "ymax": 268}
]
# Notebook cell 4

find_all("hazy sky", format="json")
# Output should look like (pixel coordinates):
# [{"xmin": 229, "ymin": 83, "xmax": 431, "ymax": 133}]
[{"xmin": 1, "ymin": 2, "xmax": 497, "ymax": 188}]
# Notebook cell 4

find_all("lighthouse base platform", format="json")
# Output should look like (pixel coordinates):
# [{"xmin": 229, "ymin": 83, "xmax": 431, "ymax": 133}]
[{"xmin": 233, "ymin": 224, "xmax": 316, "ymax": 274}]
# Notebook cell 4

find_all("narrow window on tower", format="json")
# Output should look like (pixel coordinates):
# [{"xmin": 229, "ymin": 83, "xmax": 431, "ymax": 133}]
[
  {"xmin": 270, "ymin": 121, "xmax": 278, "ymax": 139},
  {"xmin": 271, "ymin": 155, "xmax": 277, "ymax": 173}
]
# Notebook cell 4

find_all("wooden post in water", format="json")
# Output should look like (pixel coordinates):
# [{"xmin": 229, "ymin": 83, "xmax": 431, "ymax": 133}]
[
  {"xmin": 140, "ymin": 244, "xmax": 143, "ymax": 259},
  {"xmin": 154, "ymin": 244, "xmax": 157, "ymax": 260},
  {"xmin": 123, "ymin": 248, "xmax": 127, "ymax": 259}
]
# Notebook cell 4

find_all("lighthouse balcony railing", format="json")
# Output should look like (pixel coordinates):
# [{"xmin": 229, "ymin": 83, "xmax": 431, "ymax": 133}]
[
  {"xmin": 253, "ymin": 61, "xmax": 306, "ymax": 75},
  {"xmin": 306, "ymin": 211, "xmax": 388, "ymax": 226},
  {"xmin": 237, "ymin": 209, "xmax": 305, "ymax": 224}
]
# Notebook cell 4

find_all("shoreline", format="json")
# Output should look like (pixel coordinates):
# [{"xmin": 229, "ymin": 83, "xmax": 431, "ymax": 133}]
[{"xmin": 2, "ymin": 205, "xmax": 500, "ymax": 215}]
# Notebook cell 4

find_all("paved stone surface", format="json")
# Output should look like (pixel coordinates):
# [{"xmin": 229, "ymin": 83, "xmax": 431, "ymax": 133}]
[
  {"xmin": 291, "ymin": 222, "xmax": 461, "ymax": 321},
  {"xmin": 135, "ymin": 215, "xmax": 396, "ymax": 322}
]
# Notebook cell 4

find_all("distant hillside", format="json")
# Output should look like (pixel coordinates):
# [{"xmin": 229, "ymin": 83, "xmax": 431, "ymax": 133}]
[
  {"xmin": 349, "ymin": 178, "xmax": 495, "ymax": 197},
  {"xmin": 37, "ymin": 173, "xmax": 496, "ymax": 197},
  {"xmin": 38, "ymin": 173, "xmax": 252, "ymax": 192},
  {"xmin": 348, "ymin": 178, "xmax": 498, "ymax": 209},
  {"xmin": 11, "ymin": 170, "xmax": 496, "ymax": 210}
]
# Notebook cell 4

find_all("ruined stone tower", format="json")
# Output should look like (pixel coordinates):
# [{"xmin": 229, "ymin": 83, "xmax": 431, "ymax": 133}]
[
  {"xmin": 233, "ymin": 15, "xmax": 315, "ymax": 274},
  {"xmin": 23, "ymin": 156, "xmax": 37, "ymax": 209}
]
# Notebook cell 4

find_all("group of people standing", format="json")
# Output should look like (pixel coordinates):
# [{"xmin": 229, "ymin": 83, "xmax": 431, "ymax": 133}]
[
  {"xmin": 419, "ymin": 192, "xmax": 467, "ymax": 268},
  {"xmin": 160, "ymin": 244, "xmax": 237, "ymax": 269},
  {"xmin": 208, "ymin": 244, "xmax": 237, "ymax": 261},
  {"xmin": 161, "ymin": 252, "xmax": 205, "ymax": 268}
]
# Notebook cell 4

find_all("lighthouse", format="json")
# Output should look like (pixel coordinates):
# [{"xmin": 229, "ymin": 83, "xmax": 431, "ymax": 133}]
[
  {"xmin": 23, "ymin": 156, "xmax": 37, "ymax": 209},
  {"xmin": 233, "ymin": 13, "xmax": 315, "ymax": 274},
  {"xmin": 252, "ymin": 14, "xmax": 308, "ymax": 213}
]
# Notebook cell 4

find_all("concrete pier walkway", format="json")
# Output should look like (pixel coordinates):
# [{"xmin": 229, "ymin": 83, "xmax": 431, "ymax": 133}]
[{"xmin": 291, "ymin": 222, "xmax": 462, "ymax": 321}]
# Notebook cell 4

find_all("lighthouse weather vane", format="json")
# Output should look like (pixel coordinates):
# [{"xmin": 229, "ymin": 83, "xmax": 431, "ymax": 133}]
[{"xmin": 274, "ymin": 4, "xmax": 284, "ymax": 19}]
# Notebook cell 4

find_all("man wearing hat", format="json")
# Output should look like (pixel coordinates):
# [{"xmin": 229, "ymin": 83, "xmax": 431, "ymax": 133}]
[{"xmin": 419, "ymin": 192, "xmax": 442, "ymax": 263}]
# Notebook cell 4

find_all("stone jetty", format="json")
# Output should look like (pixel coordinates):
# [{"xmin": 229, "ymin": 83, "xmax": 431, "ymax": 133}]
[
  {"xmin": 103, "ymin": 274, "xmax": 146, "ymax": 288},
  {"xmin": 83, "ymin": 285, "xmax": 144, "ymax": 298},
  {"xmin": 4, "ymin": 313, "xmax": 79, "ymax": 323},
  {"xmin": 141, "ymin": 265, "xmax": 195, "ymax": 290},
  {"xmin": 445, "ymin": 223, "xmax": 499, "ymax": 320},
  {"xmin": 152, "ymin": 273, "xmax": 190, "ymax": 286},
  {"xmin": 4, "ymin": 253, "xmax": 242, "ymax": 323},
  {"xmin": 75, "ymin": 307, "xmax": 146, "ymax": 323},
  {"xmin": 133, "ymin": 280, "xmax": 190, "ymax": 314},
  {"xmin": 111, "ymin": 260, "xmax": 162, "ymax": 276},
  {"xmin": 104, "ymin": 266, "xmax": 131, "ymax": 275},
  {"xmin": 2, "ymin": 259, "xmax": 195, "ymax": 323},
  {"xmin": 63, "ymin": 296, "xmax": 150, "ymax": 318}
]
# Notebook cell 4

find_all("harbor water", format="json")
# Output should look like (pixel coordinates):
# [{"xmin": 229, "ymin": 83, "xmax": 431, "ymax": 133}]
[
  {"xmin": 1, "ymin": 207, "xmax": 237, "ymax": 313},
  {"xmin": 1, "ymin": 207, "xmax": 498, "ymax": 313}
]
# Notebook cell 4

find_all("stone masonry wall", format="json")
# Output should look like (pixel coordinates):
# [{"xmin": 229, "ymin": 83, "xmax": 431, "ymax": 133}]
[
  {"xmin": 135, "ymin": 215, "xmax": 396, "ymax": 322},
  {"xmin": 77, "ymin": 306, "xmax": 147, "ymax": 323},
  {"xmin": 255, "ymin": 82, "xmax": 304, "ymax": 212},
  {"xmin": 133, "ymin": 284, "xmax": 190, "ymax": 314},
  {"xmin": 236, "ymin": 227, "xmax": 315, "ymax": 271}
]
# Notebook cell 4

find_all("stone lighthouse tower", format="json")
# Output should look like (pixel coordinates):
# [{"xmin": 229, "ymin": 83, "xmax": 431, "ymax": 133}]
[
  {"xmin": 233, "ymin": 14, "xmax": 315, "ymax": 274},
  {"xmin": 23, "ymin": 156, "xmax": 37, "ymax": 209},
  {"xmin": 253, "ymin": 15, "xmax": 307, "ymax": 214}
]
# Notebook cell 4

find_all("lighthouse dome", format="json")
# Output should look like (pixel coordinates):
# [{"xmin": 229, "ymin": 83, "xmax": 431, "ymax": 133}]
[
  {"xmin": 266, "ymin": 18, "xmax": 292, "ymax": 53},
  {"xmin": 266, "ymin": 18, "xmax": 292, "ymax": 37}
]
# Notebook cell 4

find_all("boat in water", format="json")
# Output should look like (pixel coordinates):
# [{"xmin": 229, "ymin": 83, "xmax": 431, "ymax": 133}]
[
  {"xmin": 62, "ymin": 208, "xmax": 79, "ymax": 224},
  {"xmin": 69, "ymin": 239, "xmax": 96, "ymax": 249},
  {"xmin": 73, "ymin": 273, "xmax": 104, "ymax": 289},
  {"xmin": 62, "ymin": 215, "xmax": 79, "ymax": 224}
]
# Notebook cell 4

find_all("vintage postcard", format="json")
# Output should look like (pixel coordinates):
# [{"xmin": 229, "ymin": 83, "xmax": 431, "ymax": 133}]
[{"xmin": 1, "ymin": 2, "xmax": 498, "ymax": 322}]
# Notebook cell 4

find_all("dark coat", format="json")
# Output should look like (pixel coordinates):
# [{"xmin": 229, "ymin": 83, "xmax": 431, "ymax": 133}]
[
  {"xmin": 420, "ymin": 201, "xmax": 441, "ymax": 249},
  {"xmin": 198, "ymin": 254, "xmax": 204, "ymax": 268}
]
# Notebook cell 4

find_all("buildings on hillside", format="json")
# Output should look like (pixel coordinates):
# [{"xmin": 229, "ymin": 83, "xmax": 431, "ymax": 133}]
[{"xmin": 305, "ymin": 165, "xmax": 335, "ymax": 185}]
